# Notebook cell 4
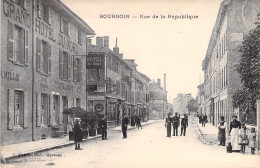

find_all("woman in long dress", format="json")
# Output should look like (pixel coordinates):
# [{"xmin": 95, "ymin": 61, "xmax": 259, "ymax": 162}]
[
  {"xmin": 229, "ymin": 115, "xmax": 241, "ymax": 152},
  {"xmin": 218, "ymin": 116, "xmax": 226, "ymax": 146}
]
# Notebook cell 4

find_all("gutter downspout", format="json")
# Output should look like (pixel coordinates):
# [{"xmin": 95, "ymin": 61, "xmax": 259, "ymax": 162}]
[{"xmin": 31, "ymin": 0, "xmax": 35, "ymax": 141}]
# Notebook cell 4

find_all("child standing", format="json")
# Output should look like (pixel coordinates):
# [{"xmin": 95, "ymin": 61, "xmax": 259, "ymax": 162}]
[
  {"xmin": 248, "ymin": 128, "xmax": 256, "ymax": 155},
  {"xmin": 238, "ymin": 123, "xmax": 248, "ymax": 154}
]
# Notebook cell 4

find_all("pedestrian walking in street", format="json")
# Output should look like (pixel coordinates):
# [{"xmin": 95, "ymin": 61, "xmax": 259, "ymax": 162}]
[
  {"xmin": 165, "ymin": 114, "xmax": 172, "ymax": 138},
  {"xmin": 201, "ymin": 114, "xmax": 207, "ymax": 127},
  {"xmin": 98, "ymin": 115, "xmax": 108, "ymax": 140},
  {"xmin": 180, "ymin": 114, "xmax": 188, "ymax": 136},
  {"xmin": 122, "ymin": 114, "xmax": 129, "ymax": 138},
  {"xmin": 74, "ymin": 118, "xmax": 83, "ymax": 150},
  {"xmin": 172, "ymin": 112, "xmax": 179, "ymax": 136},
  {"xmin": 136, "ymin": 116, "xmax": 142, "ymax": 129},
  {"xmin": 198, "ymin": 114, "xmax": 202, "ymax": 123},
  {"xmin": 229, "ymin": 115, "xmax": 241, "ymax": 152},
  {"xmin": 248, "ymin": 127, "xmax": 256, "ymax": 155},
  {"xmin": 238, "ymin": 123, "xmax": 248, "ymax": 154},
  {"xmin": 131, "ymin": 116, "xmax": 135, "ymax": 126},
  {"xmin": 217, "ymin": 116, "xmax": 226, "ymax": 146}
]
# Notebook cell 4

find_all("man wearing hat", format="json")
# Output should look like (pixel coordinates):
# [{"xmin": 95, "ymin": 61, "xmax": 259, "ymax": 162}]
[
  {"xmin": 122, "ymin": 114, "xmax": 129, "ymax": 138},
  {"xmin": 73, "ymin": 118, "xmax": 83, "ymax": 150},
  {"xmin": 165, "ymin": 113, "xmax": 172, "ymax": 137},
  {"xmin": 98, "ymin": 115, "xmax": 108, "ymax": 140},
  {"xmin": 172, "ymin": 112, "xmax": 180, "ymax": 136}
]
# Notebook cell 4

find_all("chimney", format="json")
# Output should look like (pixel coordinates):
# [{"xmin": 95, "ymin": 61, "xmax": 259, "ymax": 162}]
[
  {"xmin": 157, "ymin": 79, "xmax": 161, "ymax": 87},
  {"xmin": 113, "ymin": 37, "xmax": 119, "ymax": 54},
  {"xmin": 103, "ymin": 36, "xmax": 109, "ymax": 48},
  {"xmin": 96, "ymin": 37, "xmax": 103, "ymax": 48}
]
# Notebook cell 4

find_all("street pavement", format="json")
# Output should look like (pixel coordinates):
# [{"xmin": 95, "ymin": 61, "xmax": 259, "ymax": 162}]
[{"xmin": 3, "ymin": 118, "xmax": 260, "ymax": 168}]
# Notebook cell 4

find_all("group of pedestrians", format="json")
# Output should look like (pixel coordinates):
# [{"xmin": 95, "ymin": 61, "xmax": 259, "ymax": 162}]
[
  {"xmin": 198, "ymin": 113, "xmax": 207, "ymax": 127},
  {"xmin": 72, "ymin": 114, "xmax": 134, "ymax": 150},
  {"xmin": 165, "ymin": 112, "xmax": 188, "ymax": 138},
  {"xmin": 130, "ymin": 116, "xmax": 143, "ymax": 129},
  {"xmin": 217, "ymin": 115, "xmax": 257, "ymax": 155}
]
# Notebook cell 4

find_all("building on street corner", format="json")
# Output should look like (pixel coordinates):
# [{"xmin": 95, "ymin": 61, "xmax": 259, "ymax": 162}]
[
  {"xmin": 1, "ymin": 0, "xmax": 95, "ymax": 145},
  {"xmin": 202, "ymin": 0, "xmax": 260, "ymax": 128}
]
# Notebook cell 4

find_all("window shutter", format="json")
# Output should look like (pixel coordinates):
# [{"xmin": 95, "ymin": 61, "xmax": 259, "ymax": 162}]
[
  {"xmin": 59, "ymin": 96, "xmax": 63, "ymax": 124},
  {"xmin": 48, "ymin": 7, "xmax": 52, "ymax": 25},
  {"xmin": 79, "ymin": 60, "xmax": 83, "ymax": 83},
  {"xmin": 68, "ymin": 23, "xmax": 71, "ymax": 37},
  {"xmin": 47, "ymin": 95, "xmax": 51, "ymax": 126},
  {"xmin": 59, "ymin": 49, "xmax": 63, "ymax": 78},
  {"xmin": 23, "ymin": 91, "xmax": 29, "ymax": 128},
  {"xmin": 7, "ymin": 21, "xmax": 14, "ymax": 61},
  {"xmin": 23, "ymin": 0, "xmax": 28, "ymax": 10},
  {"xmin": 37, "ymin": 0, "xmax": 42, "ymax": 18},
  {"xmin": 48, "ymin": 44, "xmax": 51, "ymax": 75},
  {"xmin": 36, "ymin": 93, "xmax": 41, "ymax": 127},
  {"xmin": 73, "ymin": 98, "xmax": 76, "ymax": 107},
  {"xmin": 68, "ymin": 54, "xmax": 71, "ymax": 80},
  {"xmin": 8, "ymin": 89, "xmax": 14, "ymax": 130},
  {"xmin": 73, "ymin": 56, "xmax": 76, "ymax": 82},
  {"xmin": 36, "ymin": 37, "xmax": 41, "ymax": 72},
  {"xmin": 60, "ymin": 16, "xmax": 64, "ymax": 33},
  {"xmin": 24, "ymin": 30, "xmax": 29, "ymax": 66}
]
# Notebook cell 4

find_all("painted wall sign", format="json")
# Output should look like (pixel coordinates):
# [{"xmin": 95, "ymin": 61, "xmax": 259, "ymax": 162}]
[
  {"xmin": 231, "ymin": 33, "xmax": 243, "ymax": 42},
  {"xmin": 35, "ymin": 18, "xmax": 56, "ymax": 42},
  {"xmin": 1, "ymin": 70, "xmax": 19, "ymax": 81},
  {"xmin": 58, "ymin": 34, "xmax": 79, "ymax": 54},
  {"xmin": 86, "ymin": 53, "xmax": 104, "ymax": 69},
  {"xmin": 3, "ymin": 0, "xmax": 31, "ymax": 28}
]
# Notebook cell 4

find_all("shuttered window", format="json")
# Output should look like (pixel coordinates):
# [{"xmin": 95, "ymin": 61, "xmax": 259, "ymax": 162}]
[
  {"xmin": 40, "ymin": 93, "xmax": 49, "ymax": 125},
  {"xmin": 36, "ymin": 38, "xmax": 51, "ymax": 75},
  {"xmin": 73, "ymin": 57, "xmax": 82, "ymax": 83},
  {"xmin": 7, "ymin": 21, "xmax": 28, "ymax": 66},
  {"xmin": 59, "ymin": 51, "xmax": 71, "ymax": 80}
]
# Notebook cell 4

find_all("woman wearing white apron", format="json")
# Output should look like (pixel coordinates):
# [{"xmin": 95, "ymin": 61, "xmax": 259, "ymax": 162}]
[{"xmin": 229, "ymin": 115, "xmax": 241, "ymax": 152}]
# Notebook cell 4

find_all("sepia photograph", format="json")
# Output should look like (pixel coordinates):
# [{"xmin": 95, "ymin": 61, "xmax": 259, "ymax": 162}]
[{"xmin": 0, "ymin": 0, "xmax": 260, "ymax": 167}]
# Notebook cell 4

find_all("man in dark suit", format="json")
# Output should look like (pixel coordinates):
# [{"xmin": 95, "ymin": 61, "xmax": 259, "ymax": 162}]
[
  {"xmin": 172, "ymin": 112, "xmax": 179, "ymax": 136},
  {"xmin": 122, "ymin": 114, "xmax": 129, "ymax": 138},
  {"xmin": 98, "ymin": 115, "xmax": 107, "ymax": 140},
  {"xmin": 165, "ymin": 114, "xmax": 172, "ymax": 138},
  {"xmin": 181, "ymin": 114, "xmax": 188, "ymax": 136}
]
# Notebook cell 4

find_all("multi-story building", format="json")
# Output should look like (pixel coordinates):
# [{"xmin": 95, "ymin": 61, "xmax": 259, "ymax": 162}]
[
  {"xmin": 202, "ymin": 0, "xmax": 259, "ymax": 127},
  {"xmin": 1, "ymin": 0, "xmax": 95, "ymax": 145},
  {"xmin": 172, "ymin": 93, "xmax": 192, "ymax": 116},
  {"xmin": 125, "ymin": 59, "xmax": 150, "ymax": 121},
  {"xmin": 148, "ymin": 79, "xmax": 167, "ymax": 119},
  {"xmin": 87, "ymin": 37, "xmax": 133, "ymax": 126}
]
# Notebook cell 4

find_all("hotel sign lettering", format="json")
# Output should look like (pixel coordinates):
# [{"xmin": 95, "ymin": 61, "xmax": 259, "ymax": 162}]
[
  {"xmin": 86, "ymin": 53, "xmax": 104, "ymax": 69},
  {"xmin": 1, "ymin": 70, "xmax": 19, "ymax": 81}
]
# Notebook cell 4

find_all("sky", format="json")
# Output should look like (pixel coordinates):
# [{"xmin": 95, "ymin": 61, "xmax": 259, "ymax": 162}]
[{"xmin": 62, "ymin": 0, "xmax": 222, "ymax": 103}]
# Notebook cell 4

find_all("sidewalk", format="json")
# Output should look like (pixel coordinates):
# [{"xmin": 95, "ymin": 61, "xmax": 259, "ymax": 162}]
[{"xmin": 1, "ymin": 120, "xmax": 157, "ymax": 161}]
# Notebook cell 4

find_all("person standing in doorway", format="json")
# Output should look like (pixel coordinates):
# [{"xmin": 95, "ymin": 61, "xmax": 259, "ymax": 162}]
[
  {"xmin": 122, "ymin": 114, "xmax": 129, "ymax": 138},
  {"xmin": 74, "ymin": 118, "xmax": 83, "ymax": 150},
  {"xmin": 180, "ymin": 114, "xmax": 188, "ymax": 136},
  {"xmin": 165, "ymin": 114, "xmax": 172, "ymax": 138},
  {"xmin": 172, "ymin": 112, "xmax": 179, "ymax": 136},
  {"xmin": 98, "ymin": 115, "xmax": 108, "ymax": 140},
  {"xmin": 217, "ymin": 116, "xmax": 226, "ymax": 146},
  {"xmin": 202, "ymin": 114, "xmax": 207, "ymax": 127},
  {"xmin": 229, "ymin": 115, "xmax": 241, "ymax": 152}
]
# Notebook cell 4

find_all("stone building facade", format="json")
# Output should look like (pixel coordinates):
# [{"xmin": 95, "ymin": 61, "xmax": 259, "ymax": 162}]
[
  {"xmin": 1, "ymin": 0, "xmax": 95, "ymax": 145},
  {"xmin": 172, "ymin": 93, "xmax": 192, "ymax": 116},
  {"xmin": 202, "ymin": 0, "xmax": 259, "ymax": 127}
]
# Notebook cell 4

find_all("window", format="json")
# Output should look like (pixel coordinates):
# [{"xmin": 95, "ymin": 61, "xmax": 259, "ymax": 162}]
[
  {"xmin": 59, "ymin": 50, "xmax": 71, "ymax": 80},
  {"xmin": 60, "ymin": 17, "xmax": 70, "ymax": 37},
  {"xmin": 43, "ymin": 4, "xmax": 52, "ymax": 24},
  {"xmin": 76, "ymin": 98, "xmax": 81, "ymax": 108},
  {"xmin": 36, "ymin": 38, "xmax": 51, "ymax": 75},
  {"xmin": 14, "ymin": 91, "xmax": 23, "ymax": 127},
  {"xmin": 73, "ymin": 57, "xmax": 82, "ymax": 83},
  {"xmin": 53, "ymin": 95, "xmax": 59, "ymax": 124},
  {"xmin": 41, "ymin": 94, "xmax": 48, "ymax": 125},
  {"xmin": 77, "ymin": 30, "xmax": 82, "ymax": 45},
  {"xmin": 7, "ymin": 21, "xmax": 28, "ymax": 65}
]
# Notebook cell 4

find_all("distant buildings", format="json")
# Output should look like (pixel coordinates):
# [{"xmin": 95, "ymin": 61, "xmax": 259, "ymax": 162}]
[
  {"xmin": 202, "ymin": 0, "xmax": 260, "ymax": 126},
  {"xmin": 148, "ymin": 79, "xmax": 167, "ymax": 119},
  {"xmin": 197, "ymin": 83, "xmax": 205, "ymax": 115},
  {"xmin": 172, "ymin": 93, "xmax": 192, "ymax": 116}
]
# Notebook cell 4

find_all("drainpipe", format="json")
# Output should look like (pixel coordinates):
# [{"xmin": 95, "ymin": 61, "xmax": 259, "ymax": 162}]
[{"xmin": 31, "ymin": 0, "xmax": 35, "ymax": 141}]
